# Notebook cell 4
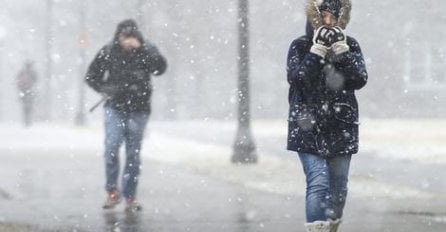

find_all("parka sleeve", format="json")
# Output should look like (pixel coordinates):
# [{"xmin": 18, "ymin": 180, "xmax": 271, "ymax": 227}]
[
  {"xmin": 143, "ymin": 44, "xmax": 167, "ymax": 76},
  {"xmin": 287, "ymin": 38, "xmax": 324, "ymax": 86},
  {"xmin": 333, "ymin": 37, "xmax": 368, "ymax": 90},
  {"xmin": 85, "ymin": 46, "xmax": 110, "ymax": 93}
]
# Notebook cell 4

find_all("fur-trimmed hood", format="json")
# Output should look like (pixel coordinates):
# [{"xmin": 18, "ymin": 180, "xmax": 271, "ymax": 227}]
[{"xmin": 306, "ymin": 0, "xmax": 352, "ymax": 30}]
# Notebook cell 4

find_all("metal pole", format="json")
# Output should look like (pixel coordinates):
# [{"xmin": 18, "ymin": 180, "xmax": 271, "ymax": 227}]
[
  {"xmin": 44, "ymin": 0, "xmax": 53, "ymax": 121},
  {"xmin": 75, "ymin": 0, "xmax": 87, "ymax": 125},
  {"xmin": 232, "ymin": 0, "xmax": 257, "ymax": 164},
  {"xmin": 165, "ymin": 0, "xmax": 178, "ymax": 120},
  {"xmin": 0, "ymin": 40, "xmax": 3, "ymax": 121}
]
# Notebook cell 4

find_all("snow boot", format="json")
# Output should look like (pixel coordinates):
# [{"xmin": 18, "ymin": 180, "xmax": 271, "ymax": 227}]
[
  {"xmin": 102, "ymin": 190, "xmax": 121, "ymax": 209},
  {"xmin": 125, "ymin": 198, "xmax": 143, "ymax": 212},
  {"xmin": 304, "ymin": 221, "xmax": 330, "ymax": 232},
  {"xmin": 329, "ymin": 218, "xmax": 342, "ymax": 232}
]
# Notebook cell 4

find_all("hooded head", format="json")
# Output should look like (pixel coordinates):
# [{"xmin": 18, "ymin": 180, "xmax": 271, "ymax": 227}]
[
  {"xmin": 113, "ymin": 19, "xmax": 144, "ymax": 47},
  {"xmin": 319, "ymin": 0, "xmax": 342, "ymax": 18},
  {"xmin": 306, "ymin": 0, "xmax": 352, "ymax": 31}
]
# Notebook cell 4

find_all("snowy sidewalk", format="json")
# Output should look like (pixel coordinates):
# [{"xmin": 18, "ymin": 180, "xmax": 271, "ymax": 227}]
[
  {"xmin": 1, "ymin": 121, "xmax": 442, "ymax": 199},
  {"xmin": 0, "ymin": 121, "xmax": 445, "ymax": 231}
]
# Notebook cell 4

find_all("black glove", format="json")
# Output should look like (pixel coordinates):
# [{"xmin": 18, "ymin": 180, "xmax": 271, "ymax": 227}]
[
  {"xmin": 311, "ymin": 26, "xmax": 335, "ymax": 58},
  {"xmin": 331, "ymin": 27, "xmax": 349, "ymax": 55},
  {"xmin": 314, "ymin": 26, "xmax": 336, "ymax": 47},
  {"xmin": 331, "ymin": 27, "xmax": 345, "ymax": 43}
]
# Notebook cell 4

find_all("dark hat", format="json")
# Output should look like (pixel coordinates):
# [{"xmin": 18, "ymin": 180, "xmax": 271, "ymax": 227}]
[
  {"xmin": 112, "ymin": 18, "xmax": 145, "ymax": 48},
  {"xmin": 116, "ymin": 19, "xmax": 139, "ymax": 37},
  {"xmin": 319, "ymin": 0, "xmax": 342, "ymax": 18}
]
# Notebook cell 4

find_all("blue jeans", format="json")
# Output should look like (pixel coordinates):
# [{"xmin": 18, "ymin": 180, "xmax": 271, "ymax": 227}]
[
  {"xmin": 298, "ymin": 152, "xmax": 352, "ymax": 222},
  {"xmin": 104, "ymin": 107, "xmax": 149, "ymax": 199}
]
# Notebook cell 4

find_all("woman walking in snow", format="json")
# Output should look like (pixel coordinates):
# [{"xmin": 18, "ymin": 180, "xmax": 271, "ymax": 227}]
[{"xmin": 286, "ymin": 0, "xmax": 367, "ymax": 231}]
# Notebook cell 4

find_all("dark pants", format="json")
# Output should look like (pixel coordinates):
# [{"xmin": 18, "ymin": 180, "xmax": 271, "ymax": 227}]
[{"xmin": 20, "ymin": 94, "xmax": 33, "ymax": 126}]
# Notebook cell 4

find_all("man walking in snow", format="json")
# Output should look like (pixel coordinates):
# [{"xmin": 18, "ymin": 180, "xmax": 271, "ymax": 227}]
[
  {"xmin": 85, "ymin": 19, "xmax": 167, "ymax": 212},
  {"xmin": 286, "ymin": 0, "xmax": 367, "ymax": 231}
]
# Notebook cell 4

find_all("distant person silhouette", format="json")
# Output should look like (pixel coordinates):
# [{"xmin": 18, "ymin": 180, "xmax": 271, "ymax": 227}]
[
  {"xmin": 85, "ymin": 19, "xmax": 167, "ymax": 212},
  {"xmin": 16, "ymin": 60, "xmax": 38, "ymax": 127}
]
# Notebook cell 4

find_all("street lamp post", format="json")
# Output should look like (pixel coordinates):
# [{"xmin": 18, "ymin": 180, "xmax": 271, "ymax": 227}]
[
  {"xmin": 164, "ymin": 0, "xmax": 179, "ymax": 120},
  {"xmin": 44, "ymin": 0, "xmax": 53, "ymax": 121},
  {"xmin": 75, "ymin": 0, "xmax": 87, "ymax": 126},
  {"xmin": 232, "ymin": 0, "xmax": 257, "ymax": 164},
  {"xmin": 0, "ymin": 26, "xmax": 5, "ymax": 121}
]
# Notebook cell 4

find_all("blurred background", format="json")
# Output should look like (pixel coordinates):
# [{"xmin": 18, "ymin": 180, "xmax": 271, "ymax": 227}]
[
  {"xmin": 1, "ymin": 1, "xmax": 446, "ymax": 231},
  {"xmin": 1, "ymin": 0, "xmax": 445, "ymax": 123}
]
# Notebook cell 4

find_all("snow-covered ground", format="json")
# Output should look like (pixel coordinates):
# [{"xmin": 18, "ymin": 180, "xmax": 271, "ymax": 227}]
[
  {"xmin": 0, "ymin": 118, "xmax": 444, "ymax": 200},
  {"xmin": 360, "ymin": 118, "xmax": 446, "ymax": 164}
]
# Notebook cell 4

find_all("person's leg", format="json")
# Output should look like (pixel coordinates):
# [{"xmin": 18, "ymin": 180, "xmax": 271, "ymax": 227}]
[
  {"xmin": 26, "ymin": 95, "xmax": 33, "ymax": 126},
  {"xmin": 21, "ymin": 96, "xmax": 32, "ymax": 127},
  {"xmin": 326, "ymin": 154, "xmax": 352, "ymax": 220},
  {"xmin": 298, "ymin": 152, "xmax": 330, "ymax": 222},
  {"xmin": 103, "ymin": 107, "xmax": 125, "ymax": 194},
  {"xmin": 122, "ymin": 111, "xmax": 149, "ymax": 201},
  {"xmin": 22, "ymin": 101, "xmax": 28, "ymax": 126}
]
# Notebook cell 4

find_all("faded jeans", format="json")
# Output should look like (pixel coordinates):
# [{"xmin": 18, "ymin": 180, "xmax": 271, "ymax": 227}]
[
  {"xmin": 104, "ymin": 107, "xmax": 149, "ymax": 199},
  {"xmin": 298, "ymin": 152, "xmax": 352, "ymax": 222}
]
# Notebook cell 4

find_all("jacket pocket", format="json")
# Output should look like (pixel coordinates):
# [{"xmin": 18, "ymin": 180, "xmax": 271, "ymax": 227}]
[
  {"xmin": 316, "ymin": 102, "xmax": 358, "ymax": 155},
  {"xmin": 289, "ymin": 104, "xmax": 318, "ymax": 132},
  {"xmin": 332, "ymin": 102, "xmax": 359, "ymax": 125}
]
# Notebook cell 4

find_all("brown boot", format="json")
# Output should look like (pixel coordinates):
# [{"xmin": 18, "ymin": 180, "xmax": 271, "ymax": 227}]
[
  {"xmin": 102, "ymin": 190, "xmax": 121, "ymax": 209},
  {"xmin": 125, "ymin": 198, "xmax": 143, "ymax": 212}
]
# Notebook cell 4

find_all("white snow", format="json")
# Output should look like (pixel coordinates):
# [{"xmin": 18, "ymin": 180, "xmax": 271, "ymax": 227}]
[
  {"xmin": 1, "ymin": 118, "xmax": 443, "ymax": 200},
  {"xmin": 360, "ymin": 118, "xmax": 446, "ymax": 164}
]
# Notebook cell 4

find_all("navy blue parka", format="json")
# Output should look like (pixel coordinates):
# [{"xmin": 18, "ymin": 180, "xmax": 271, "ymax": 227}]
[{"xmin": 286, "ymin": 22, "xmax": 368, "ymax": 158}]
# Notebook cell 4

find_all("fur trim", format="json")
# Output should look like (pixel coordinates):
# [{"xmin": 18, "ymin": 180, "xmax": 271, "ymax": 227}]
[
  {"xmin": 304, "ymin": 221, "xmax": 330, "ymax": 232},
  {"xmin": 306, "ymin": 0, "xmax": 351, "ymax": 30},
  {"xmin": 338, "ymin": 0, "xmax": 351, "ymax": 29}
]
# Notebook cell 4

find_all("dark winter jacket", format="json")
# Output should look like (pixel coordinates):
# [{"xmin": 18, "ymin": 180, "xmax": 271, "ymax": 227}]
[
  {"xmin": 286, "ymin": 0, "xmax": 368, "ymax": 157},
  {"xmin": 85, "ymin": 19, "xmax": 167, "ymax": 113}
]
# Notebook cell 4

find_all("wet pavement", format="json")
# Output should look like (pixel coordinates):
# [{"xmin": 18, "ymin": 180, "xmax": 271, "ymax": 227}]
[
  {"xmin": 0, "ymin": 122, "xmax": 445, "ymax": 231},
  {"xmin": 0, "ymin": 151, "xmax": 301, "ymax": 232}
]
